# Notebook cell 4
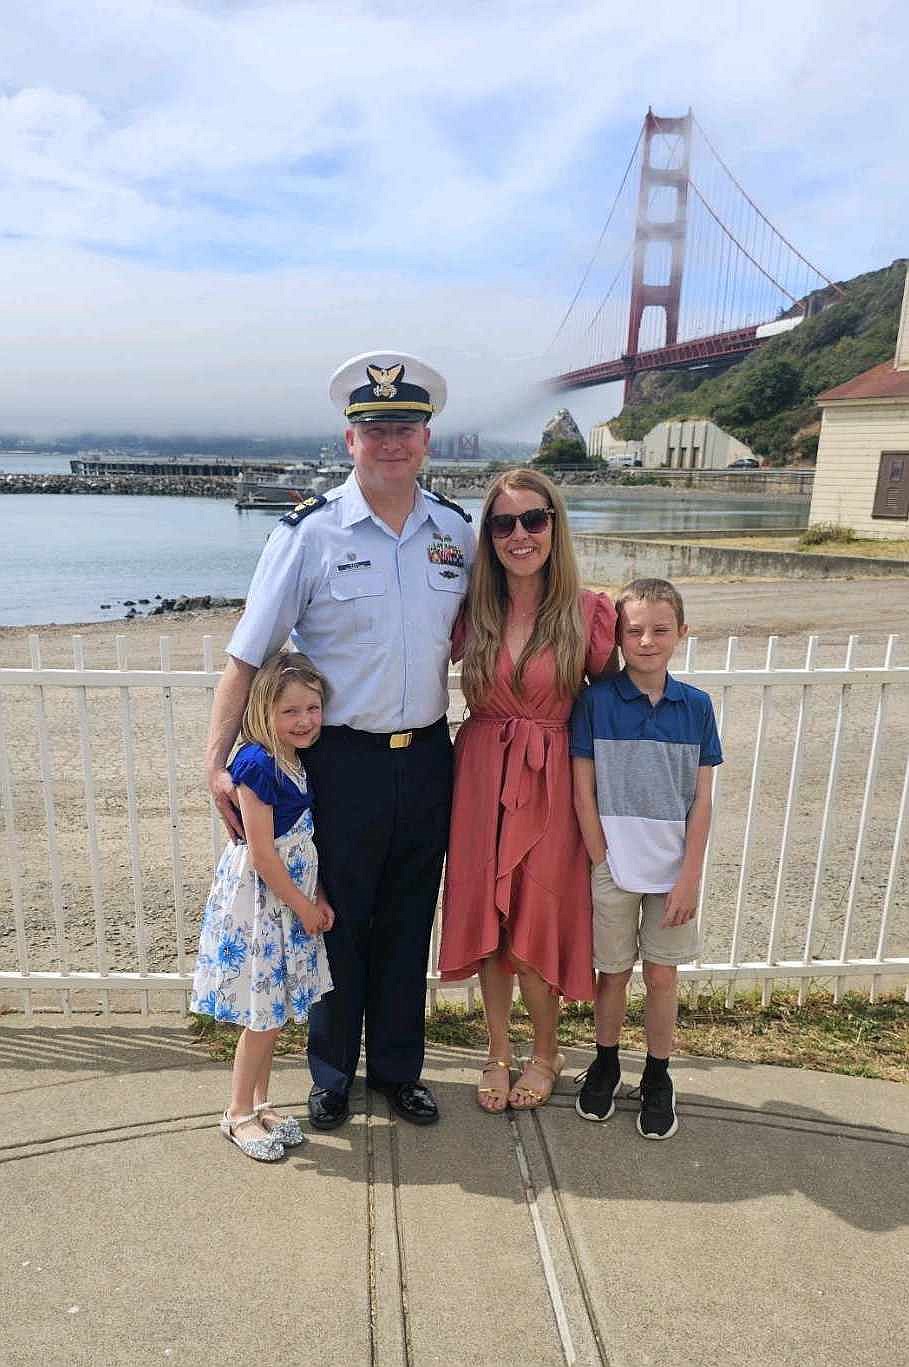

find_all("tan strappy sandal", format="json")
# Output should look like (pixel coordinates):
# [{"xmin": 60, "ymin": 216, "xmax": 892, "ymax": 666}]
[
  {"xmin": 508, "ymin": 1053, "xmax": 565, "ymax": 1110},
  {"xmin": 476, "ymin": 1057, "xmax": 514, "ymax": 1113}
]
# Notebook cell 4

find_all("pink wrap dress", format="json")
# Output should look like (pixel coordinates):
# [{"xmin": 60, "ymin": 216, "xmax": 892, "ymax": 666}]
[{"xmin": 439, "ymin": 590, "xmax": 616, "ymax": 1001}]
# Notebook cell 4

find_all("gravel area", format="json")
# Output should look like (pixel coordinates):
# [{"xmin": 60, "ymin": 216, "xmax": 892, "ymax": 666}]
[{"xmin": 2, "ymin": 576, "xmax": 908, "ymax": 1003}]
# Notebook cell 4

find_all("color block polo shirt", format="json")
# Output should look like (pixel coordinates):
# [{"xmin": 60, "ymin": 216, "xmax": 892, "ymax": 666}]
[{"xmin": 570, "ymin": 669, "xmax": 723, "ymax": 893}]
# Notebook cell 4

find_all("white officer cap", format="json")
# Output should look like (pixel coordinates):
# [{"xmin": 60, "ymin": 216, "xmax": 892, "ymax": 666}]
[{"xmin": 329, "ymin": 351, "xmax": 447, "ymax": 423}]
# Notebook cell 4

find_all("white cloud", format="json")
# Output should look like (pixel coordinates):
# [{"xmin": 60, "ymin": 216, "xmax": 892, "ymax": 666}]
[{"xmin": 0, "ymin": 0, "xmax": 906, "ymax": 438}]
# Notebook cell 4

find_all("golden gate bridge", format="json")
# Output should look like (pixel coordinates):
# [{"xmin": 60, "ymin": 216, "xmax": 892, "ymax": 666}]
[{"xmin": 546, "ymin": 109, "xmax": 843, "ymax": 403}]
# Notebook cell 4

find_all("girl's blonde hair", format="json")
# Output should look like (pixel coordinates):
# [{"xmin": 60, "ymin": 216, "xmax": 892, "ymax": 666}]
[
  {"xmin": 240, "ymin": 651, "xmax": 330, "ymax": 781},
  {"xmin": 460, "ymin": 468, "xmax": 585, "ymax": 708}
]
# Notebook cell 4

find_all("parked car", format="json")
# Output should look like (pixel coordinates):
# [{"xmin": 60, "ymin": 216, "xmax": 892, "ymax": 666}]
[
  {"xmin": 606, "ymin": 453, "xmax": 642, "ymax": 468},
  {"xmin": 727, "ymin": 457, "xmax": 760, "ymax": 468}
]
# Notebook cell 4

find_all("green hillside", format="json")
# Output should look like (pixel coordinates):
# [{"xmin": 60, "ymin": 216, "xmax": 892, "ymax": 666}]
[{"xmin": 609, "ymin": 259, "xmax": 906, "ymax": 463}]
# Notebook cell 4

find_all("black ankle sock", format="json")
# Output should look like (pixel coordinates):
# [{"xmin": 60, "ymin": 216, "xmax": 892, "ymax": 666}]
[
  {"xmin": 596, "ymin": 1044, "xmax": 620, "ymax": 1076},
  {"xmin": 643, "ymin": 1053, "xmax": 670, "ymax": 1078}
]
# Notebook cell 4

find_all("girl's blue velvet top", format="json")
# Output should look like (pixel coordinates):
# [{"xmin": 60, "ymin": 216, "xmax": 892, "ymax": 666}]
[{"xmin": 229, "ymin": 742, "xmax": 313, "ymax": 837}]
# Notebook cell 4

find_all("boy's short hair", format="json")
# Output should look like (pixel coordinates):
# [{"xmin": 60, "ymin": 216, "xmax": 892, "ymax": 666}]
[{"xmin": 615, "ymin": 578, "xmax": 685, "ymax": 628}]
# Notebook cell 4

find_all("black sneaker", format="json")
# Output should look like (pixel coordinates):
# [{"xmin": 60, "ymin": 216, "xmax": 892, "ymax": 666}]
[
  {"xmin": 636, "ymin": 1070, "xmax": 678, "ymax": 1139},
  {"xmin": 574, "ymin": 1054, "xmax": 621, "ymax": 1122}
]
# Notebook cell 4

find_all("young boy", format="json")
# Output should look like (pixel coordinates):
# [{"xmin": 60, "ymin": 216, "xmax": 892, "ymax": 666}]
[{"xmin": 570, "ymin": 578, "xmax": 722, "ymax": 1139}]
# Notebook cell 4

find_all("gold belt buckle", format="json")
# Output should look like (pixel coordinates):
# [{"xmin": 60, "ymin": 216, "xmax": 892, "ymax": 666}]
[{"xmin": 389, "ymin": 731, "xmax": 413, "ymax": 749}]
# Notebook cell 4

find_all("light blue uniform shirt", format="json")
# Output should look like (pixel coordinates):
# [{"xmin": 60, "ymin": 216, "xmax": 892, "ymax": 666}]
[{"xmin": 227, "ymin": 473, "xmax": 476, "ymax": 732}]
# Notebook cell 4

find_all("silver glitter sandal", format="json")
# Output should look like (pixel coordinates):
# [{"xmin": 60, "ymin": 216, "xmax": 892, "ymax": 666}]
[
  {"xmin": 219, "ymin": 1110, "xmax": 285, "ymax": 1162},
  {"xmin": 254, "ymin": 1100, "xmax": 305, "ymax": 1147}
]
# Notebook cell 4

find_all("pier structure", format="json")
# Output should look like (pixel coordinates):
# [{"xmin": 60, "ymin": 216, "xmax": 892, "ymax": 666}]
[{"xmin": 70, "ymin": 455, "xmax": 300, "ymax": 478}]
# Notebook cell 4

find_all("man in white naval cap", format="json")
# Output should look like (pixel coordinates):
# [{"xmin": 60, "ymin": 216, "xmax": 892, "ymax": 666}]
[{"xmin": 206, "ymin": 351, "xmax": 475, "ymax": 1129}]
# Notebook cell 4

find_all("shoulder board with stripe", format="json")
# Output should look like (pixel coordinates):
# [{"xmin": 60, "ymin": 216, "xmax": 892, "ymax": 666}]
[
  {"xmin": 425, "ymin": 489, "xmax": 472, "ymax": 522},
  {"xmin": 280, "ymin": 495, "xmax": 327, "ymax": 527}
]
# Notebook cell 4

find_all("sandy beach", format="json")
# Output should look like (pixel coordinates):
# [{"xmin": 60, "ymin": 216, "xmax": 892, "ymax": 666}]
[{"xmin": 2, "ymin": 575, "xmax": 908, "ymax": 1001}]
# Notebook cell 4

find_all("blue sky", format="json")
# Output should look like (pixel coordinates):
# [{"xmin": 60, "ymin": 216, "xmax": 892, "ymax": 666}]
[{"xmin": 0, "ymin": 0, "xmax": 906, "ymax": 440}]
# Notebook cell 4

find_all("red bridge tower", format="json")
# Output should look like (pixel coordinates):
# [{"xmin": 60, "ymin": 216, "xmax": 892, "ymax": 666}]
[{"xmin": 624, "ymin": 109, "xmax": 692, "ymax": 401}]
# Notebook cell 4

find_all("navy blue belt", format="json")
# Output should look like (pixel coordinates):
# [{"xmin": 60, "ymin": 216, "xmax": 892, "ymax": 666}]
[{"xmin": 325, "ymin": 717, "xmax": 447, "ymax": 750}]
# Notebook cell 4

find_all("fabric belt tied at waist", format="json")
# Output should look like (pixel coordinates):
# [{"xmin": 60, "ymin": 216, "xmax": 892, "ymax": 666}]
[
  {"xmin": 472, "ymin": 716, "xmax": 567, "ymax": 812},
  {"xmin": 325, "ymin": 717, "xmax": 447, "ymax": 750}
]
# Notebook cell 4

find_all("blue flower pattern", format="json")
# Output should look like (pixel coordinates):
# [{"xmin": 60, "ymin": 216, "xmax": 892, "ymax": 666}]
[{"xmin": 190, "ymin": 802, "xmax": 332, "ymax": 1032}]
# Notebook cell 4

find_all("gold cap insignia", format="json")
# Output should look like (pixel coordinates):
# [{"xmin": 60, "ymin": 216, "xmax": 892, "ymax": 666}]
[{"xmin": 367, "ymin": 362, "xmax": 404, "ymax": 399}]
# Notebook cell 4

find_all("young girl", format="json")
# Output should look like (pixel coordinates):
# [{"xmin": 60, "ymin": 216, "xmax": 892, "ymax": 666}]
[{"xmin": 191, "ymin": 651, "xmax": 334, "ymax": 1162}]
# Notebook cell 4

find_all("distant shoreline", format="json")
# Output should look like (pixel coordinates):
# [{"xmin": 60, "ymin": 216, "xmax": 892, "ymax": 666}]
[{"xmin": 1, "ymin": 471, "xmax": 809, "ymax": 505}]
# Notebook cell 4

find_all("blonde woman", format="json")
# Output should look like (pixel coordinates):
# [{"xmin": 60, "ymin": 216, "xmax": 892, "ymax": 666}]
[{"xmin": 439, "ymin": 470, "xmax": 616, "ymax": 1111}]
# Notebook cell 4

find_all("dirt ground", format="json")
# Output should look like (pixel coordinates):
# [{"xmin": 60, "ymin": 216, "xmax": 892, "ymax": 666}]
[
  {"xmin": 2, "ymin": 574, "xmax": 908, "ymax": 1007},
  {"xmin": 2, "ymin": 573, "xmax": 909, "ymax": 667}
]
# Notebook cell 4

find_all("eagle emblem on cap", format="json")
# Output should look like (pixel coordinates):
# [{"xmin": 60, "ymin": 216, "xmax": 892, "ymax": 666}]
[{"xmin": 367, "ymin": 362, "xmax": 404, "ymax": 399}]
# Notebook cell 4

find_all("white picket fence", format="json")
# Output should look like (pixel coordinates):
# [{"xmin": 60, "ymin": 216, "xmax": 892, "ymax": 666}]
[{"xmin": 1, "ymin": 631, "xmax": 908, "ymax": 1016}]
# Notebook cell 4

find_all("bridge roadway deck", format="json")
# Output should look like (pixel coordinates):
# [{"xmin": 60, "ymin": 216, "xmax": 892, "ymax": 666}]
[
  {"xmin": 1, "ymin": 1016, "xmax": 907, "ymax": 1367},
  {"xmin": 548, "ymin": 325, "xmax": 762, "ymax": 393}
]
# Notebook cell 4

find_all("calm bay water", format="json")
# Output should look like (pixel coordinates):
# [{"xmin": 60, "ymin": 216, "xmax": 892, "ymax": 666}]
[
  {"xmin": 1, "ymin": 453, "xmax": 806, "ymax": 626},
  {"xmin": 1, "ymin": 452, "xmax": 76, "ymax": 475}
]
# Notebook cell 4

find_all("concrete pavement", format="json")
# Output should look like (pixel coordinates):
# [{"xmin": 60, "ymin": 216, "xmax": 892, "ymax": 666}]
[{"xmin": 1, "ymin": 1016, "xmax": 907, "ymax": 1367}]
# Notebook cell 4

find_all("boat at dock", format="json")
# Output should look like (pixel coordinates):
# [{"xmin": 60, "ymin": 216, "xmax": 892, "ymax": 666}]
[{"xmin": 234, "ymin": 462, "xmax": 352, "ymax": 509}]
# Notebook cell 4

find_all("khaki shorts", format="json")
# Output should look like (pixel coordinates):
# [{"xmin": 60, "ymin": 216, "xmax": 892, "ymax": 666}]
[{"xmin": 591, "ymin": 862, "xmax": 698, "ymax": 973}]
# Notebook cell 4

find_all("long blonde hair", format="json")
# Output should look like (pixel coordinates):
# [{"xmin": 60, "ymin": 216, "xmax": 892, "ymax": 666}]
[
  {"xmin": 461, "ymin": 468, "xmax": 585, "ymax": 708},
  {"xmin": 240, "ymin": 651, "xmax": 331, "ymax": 782}
]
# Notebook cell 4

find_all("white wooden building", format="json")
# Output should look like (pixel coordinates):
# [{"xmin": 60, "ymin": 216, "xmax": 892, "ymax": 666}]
[{"xmin": 809, "ymin": 266, "xmax": 909, "ymax": 538}]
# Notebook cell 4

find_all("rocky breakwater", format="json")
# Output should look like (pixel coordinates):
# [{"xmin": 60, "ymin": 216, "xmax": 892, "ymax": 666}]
[
  {"xmin": 0, "ymin": 472, "xmax": 237, "ymax": 498},
  {"xmin": 431, "ymin": 468, "xmax": 668, "ymax": 499},
  {"xmin": 99, "ymin": 593, "xmax": 246, "ymax": 620},
  {"xmin": 146, "ymin": 593, "xmax": 245, "ymax": 617}
]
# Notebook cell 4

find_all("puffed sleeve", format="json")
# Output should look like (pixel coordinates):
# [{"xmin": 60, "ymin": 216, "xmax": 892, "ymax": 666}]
[
  {"xmin": 450, "ymin": 604, "xmax": 468, "ymax": 664},
  {"xmin": 582, "ymin": 591, "xmax": 617, "ymax": 678},
  {"xmin": 226, "ymin": 522, "xmax": 311, "ymax": 667},
  {"xmin": 229, "ymin": 745, "xmax": 281, "ymax": 806}
]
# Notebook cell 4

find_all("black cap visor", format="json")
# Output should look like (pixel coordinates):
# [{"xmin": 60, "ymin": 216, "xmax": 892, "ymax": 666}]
[{"xmin": 347, "ymin": 408, "xmax": 431, "ymax": 424}]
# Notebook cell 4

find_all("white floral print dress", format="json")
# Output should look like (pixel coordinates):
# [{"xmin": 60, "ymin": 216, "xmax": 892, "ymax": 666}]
[{"xmin": 191, "ymin": 745, "xmax": 333, "ymax": 1031}]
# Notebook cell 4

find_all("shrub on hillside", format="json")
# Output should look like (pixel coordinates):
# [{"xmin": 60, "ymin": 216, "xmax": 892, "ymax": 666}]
[
  {"xmin": 804, "ymin": 301, "xmax": 862, "ymax": 349},
  {"xmin": 740, "ymin": 407, "xmax": 807, "ymax": 461},
  {"xmin": 714, "ymin": 358, "xmax": 804, "ymax": 429},
  {"xmin": 533, "ymin": 437, "xmax": 588, "ymax": 467},
  {"xmin": 796, "ymin": 431, "xmax": 820, "ymax": 462}
]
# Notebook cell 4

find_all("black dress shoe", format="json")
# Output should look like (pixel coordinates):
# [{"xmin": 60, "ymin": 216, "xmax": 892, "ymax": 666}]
[
  {"xmin": 370, "ymin": 1079, "xmax": 439, "ymax": 1126},
  {"xmin": 307, "ymin": 1085, "xmax": 350, "ymax": 1131}
]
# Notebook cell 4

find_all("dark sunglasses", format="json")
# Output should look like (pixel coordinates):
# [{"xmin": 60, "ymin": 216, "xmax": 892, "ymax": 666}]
[{"xmin": 487, "ymin": 507, "xmax": 555, "ymax": 538}]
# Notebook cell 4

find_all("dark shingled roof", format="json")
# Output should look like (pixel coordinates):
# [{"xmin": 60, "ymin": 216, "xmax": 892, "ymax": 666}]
[{"xmin": 818, "ymin": 361, "xmax": 909, "ymax": 403}]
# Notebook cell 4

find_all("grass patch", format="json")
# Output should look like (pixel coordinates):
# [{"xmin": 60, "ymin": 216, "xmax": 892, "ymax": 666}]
[
  {"xmin": 797, "ymin": 521, "xmax": 856, "ymax": 548},
  {"xmin": 188, "ymin": 1013, "xmax": 309, "ymax": 1062},
  {"xmin": 682, "ymin": 534, "xmax": 909, "ymax": 560},
  {"xmin": 428, "ymin": 989, "xmax": 909, "ymax": 1082},
  {"xmin": 188, "ymin": 989, "xmax": 909, "ymax": 1083}
]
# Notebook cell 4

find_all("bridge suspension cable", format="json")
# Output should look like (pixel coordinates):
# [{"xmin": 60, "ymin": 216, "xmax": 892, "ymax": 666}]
[
  {"xmin": 546, "ymin": 124, "xmax": 644, "ymax": 351},
  {"xmin": 688, "ymin": 177, "xmax": 800, "ymax": 305},
  {"xmin": 545, "ymin": 108, "xmax": 844, "ymax": 390},
  {"xmin": 691, "ymin": 115, "xmax": 844, "ymax": 296}
]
